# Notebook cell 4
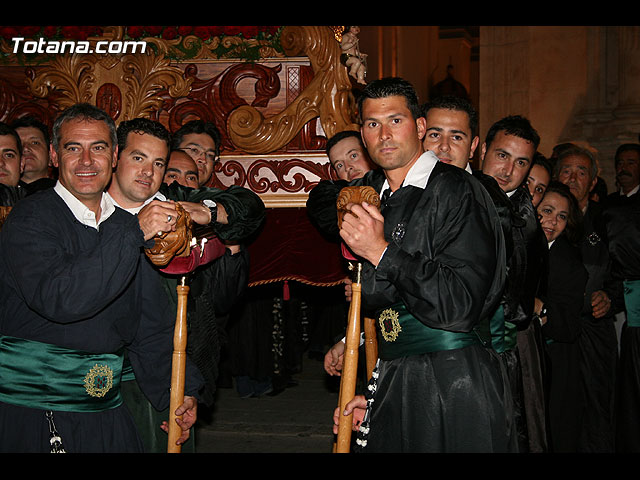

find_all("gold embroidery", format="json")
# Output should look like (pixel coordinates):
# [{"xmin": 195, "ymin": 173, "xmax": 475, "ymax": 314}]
[
  {"xmin": 83, "ymin": 364, "xmax": 114, "ymax": 398},
  {"xmin": 379, "ymin": 308, "xmax": 402, "ymax": 342}
]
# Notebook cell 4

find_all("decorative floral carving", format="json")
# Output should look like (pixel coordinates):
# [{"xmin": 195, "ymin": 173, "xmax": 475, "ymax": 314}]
[{"xmin": 26, "ymin": 50, "xmax": 191, "ymax": 122}]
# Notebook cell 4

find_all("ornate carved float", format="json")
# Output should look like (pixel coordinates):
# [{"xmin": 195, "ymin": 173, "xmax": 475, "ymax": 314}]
[
  {"xmin": 0, "ymin": 25, "xmax": 360, "ymax": 208},
  {"xmin": 0, "ymin": 25, "xmax": 359, "ymax": 285}
]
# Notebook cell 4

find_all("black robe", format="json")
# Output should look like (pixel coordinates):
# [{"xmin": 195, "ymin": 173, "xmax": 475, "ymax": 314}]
[
  {"xmin": 471, "ymin": 173, "xmax": 550, "ymax": 452},
  {"xmin": 0, "ymin": 188, "xmax": 204, "ymax": 453},
  {"xmin": 309, "ymin": 157, "xmax": 515, "ymax": 452},
  {"xmin": 576, "ymin": 201, "xmax": 618, "ymax": 452},
  {"xmin": 603, "ymin": 192, "xmax": 640, "ymax": 452},
  {"xmin": 121, "ymin": 182, "xmax": 263, "ymax": 452},
  {"xmin": 540, "ymin": 234, "xmax": 588, "ymax": 452}
]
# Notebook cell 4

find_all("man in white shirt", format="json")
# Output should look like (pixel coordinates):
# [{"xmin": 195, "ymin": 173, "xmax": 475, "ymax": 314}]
[
  {"xmin": 0, "ymin": 103, "xmax": 202, "ymax": 452},
  {"xmin": 331, "ymin": 77, "xmax": 513, "ymax": 453}
]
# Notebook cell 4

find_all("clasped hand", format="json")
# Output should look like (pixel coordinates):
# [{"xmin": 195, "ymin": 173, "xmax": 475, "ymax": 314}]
[{"xmin": 339, "ymin": 202, "xmax": 388, "ymax": 267}]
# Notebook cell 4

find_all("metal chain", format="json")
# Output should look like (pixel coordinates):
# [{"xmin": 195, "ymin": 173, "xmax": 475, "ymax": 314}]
[{"xmin": 45, "ymin": 411, "xmax": 66, "ymax": 453}]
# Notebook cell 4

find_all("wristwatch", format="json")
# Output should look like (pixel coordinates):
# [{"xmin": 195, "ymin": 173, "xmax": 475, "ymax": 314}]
[
  {"xmin": 202, "ymin": 199, "xmax": 218, "ymax": 225},
  {"xmin": 539, "ymin": 305, "xmax": 547, "ymax": 318}
]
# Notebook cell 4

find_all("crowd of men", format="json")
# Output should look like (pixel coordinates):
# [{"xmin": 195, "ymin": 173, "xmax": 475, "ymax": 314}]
[
  {"xmin": 0, "ymin": 105, "xmax": 265, "ymax": 452},
  {"xmin": 0, "ymin": 74, "xmax": 639, "ymax": 453},
  {"xmin": 311, "ymin": 77, "xmax": 640, "ymax": 453}
]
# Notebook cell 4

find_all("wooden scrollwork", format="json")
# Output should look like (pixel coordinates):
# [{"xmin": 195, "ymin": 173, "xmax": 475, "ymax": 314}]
[
  {"xmin": 227, "ymin": 25, "xmax": 359, "ymax": 154},
  {"xmin": 26, "ymin": 43, "xmax": 192, "ymax": 122}
]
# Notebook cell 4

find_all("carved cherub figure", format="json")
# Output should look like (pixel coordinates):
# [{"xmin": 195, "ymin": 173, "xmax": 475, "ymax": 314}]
[{"xmin": 340, "ymin": 26, "xmax": 368, "ymax": 85}]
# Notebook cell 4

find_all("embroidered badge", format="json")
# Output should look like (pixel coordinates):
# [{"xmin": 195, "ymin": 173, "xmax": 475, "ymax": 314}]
[
  {"xmin": 391, "ymin": 222, "xmax": 406, "ymax": 243},
  {"xmin": 587, "ymin": 232, "xmax": 601, "ymax": 246},
  {"xmin": 379, "ymin": 308, "xmax": 402, "ymax": 342},
  {"xmin": 84, "ymin": 364, "xmax": 114, "ymax": 398}
]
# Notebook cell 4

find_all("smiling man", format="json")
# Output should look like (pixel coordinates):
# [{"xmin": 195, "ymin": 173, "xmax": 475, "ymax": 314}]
[
  {"xmin": 0, "ymin": 104, "xmax": 204, "ymax": 453},
  {"xmin": 422, "ymin": 95, "xmax": 479, "ymax": 171}
]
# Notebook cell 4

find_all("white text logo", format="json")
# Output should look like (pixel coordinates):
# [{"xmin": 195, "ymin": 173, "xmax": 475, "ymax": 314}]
[{"xmin": 12, "ymin": 37, "xmax": 147, "ymax": 55}]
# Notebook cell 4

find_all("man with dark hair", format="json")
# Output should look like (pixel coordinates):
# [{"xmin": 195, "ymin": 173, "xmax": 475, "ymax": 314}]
[
  {"xmin": 606, "ymin": 143, "xmax": 640, "ymax": 206},
  {"xmin": 554, "ymin": 144, "xmax": 618, "ymax": 452},
  {"xmin": 12, "ymin": 116, "xmax": 56, "ymax": 194},
  {"xmin": 326, "ymin": 130, "xmax": 375, "ymax": 182},
  {"xmin": 421, "ymin": 94, "xmax": 479, "ymax": 171},
  {"xmin": 0, "ymin": 104, "xmax": 204, "ymax": 453},
  {"xmin": 108, "ymin": 117, "xmax": 264, "ymax": 452},
  {"xmin": 476, "ymin": 114, "xmax": 550, "ymax": 452},
  {"xmin": 324, "ymin": 77, "xmax": 514, "ymax": 452},
  {"xmin": 164, "ymin": 149, "xmax": 200, "ymax": 189},
  {"xmin": 172, "ymin": 120, "xmax": 221, "ymax": 187},
  {"xmin": 0, "ymin": 122, "xmax": 23, "ymax": 188}
]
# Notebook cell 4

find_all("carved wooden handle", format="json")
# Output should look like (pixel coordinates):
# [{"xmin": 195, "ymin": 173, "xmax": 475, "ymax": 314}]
[
  {"xmin": 336, "ymin": 185, "xmax": 381, "ymax": 229},
  {"xmin": 144, "ymin": 203, "xmax": 193, "ymax": 267}
]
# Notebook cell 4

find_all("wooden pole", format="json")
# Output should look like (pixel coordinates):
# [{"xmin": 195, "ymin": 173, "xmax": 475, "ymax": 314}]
[
  {"xmin": 167, "ymin": 276, "xmax": 189, "ymax": 453},
  {"xmin": 335, "ymin": 263, "xmax": 362, "ymax": 453},
  {"xmin": 363, "ymin": 317, "xmax": 378, "ymax": 381}
]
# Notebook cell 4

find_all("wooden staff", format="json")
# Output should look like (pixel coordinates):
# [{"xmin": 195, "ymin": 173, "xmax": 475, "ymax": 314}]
[
  {"xmin": 167, "ymin": 276, "xmax": 189, "ymax": 453},
  {"xmin": 363, "ymin": 317, "xmax": 378, "ymax": 381},
  {"xmin": 335, "ymin": 262, "xmax": 362, "ymax": 453}
]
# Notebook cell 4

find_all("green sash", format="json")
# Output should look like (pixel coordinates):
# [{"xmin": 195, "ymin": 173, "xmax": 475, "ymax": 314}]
[
  {"xmin": 376, "ymin": 303, "xmax": 490, "ymax": 360},
  {"xmin": 0, "ymin": 335, "xmax": 124, "ymax": 412},
  {"xmin": 624, "ymin": 280, "xmax": 640, "ymax": 327},
  {"xmin": 490, "ymin": 305, "xmax": 505, "ymax": 353},
  {"xmin": 489, "ymin": 305, "xmax": 517, "ymax": 353}
]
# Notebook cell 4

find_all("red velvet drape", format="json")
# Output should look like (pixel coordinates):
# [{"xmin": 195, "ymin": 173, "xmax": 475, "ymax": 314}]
[{"xmin": 247, "ymin": 208, "xmax": 347, "ymax": 288}]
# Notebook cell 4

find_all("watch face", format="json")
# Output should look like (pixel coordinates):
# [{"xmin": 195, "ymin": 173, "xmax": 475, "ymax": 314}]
[{"xmin": 203, "ymin": 199, "xmax": 216, "ymax": 207}]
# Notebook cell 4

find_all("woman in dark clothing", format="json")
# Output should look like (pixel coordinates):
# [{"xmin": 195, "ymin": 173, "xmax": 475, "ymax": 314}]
[{"xmin": 533, "ymin": 181, "xmax": 588, "ymax": 452}]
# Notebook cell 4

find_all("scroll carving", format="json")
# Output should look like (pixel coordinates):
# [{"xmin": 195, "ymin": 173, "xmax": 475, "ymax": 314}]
[
  {"xmin": 227, "ymin": 25, "xmax": 358, "ymax": 154},
  {"xmin": 26, "ymin": 49, "xmax": 192, "ymax": 122},
  {"xmin": 168, "ymin": 62, "xmax": 283, "ymax": 152}
]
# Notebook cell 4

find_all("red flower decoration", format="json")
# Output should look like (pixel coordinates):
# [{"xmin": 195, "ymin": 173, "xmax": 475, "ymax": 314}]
[
  {"xmin": 0, "ymin": 26, "xmax": 19, "ymax": 39},
  {"xmin": 162, "ymin": 26, "xmax": 178, "ymax": 40},
  {"xmin": 127, "ymin": 26, "xmax": 145, "ymax": 38},
  {"xmin": 60, "ymin": 26, "xmax": 82, "ymax": 39},
  {"xmin": 145, "ymin": 26, "xmax": 163, "ymax": 36},
  {"xmin": 42, "ymin": 26, "xmax": 58, "ymax": 37},
  {"xmin": 240, "ymin": 26, "xmax": 259, "ymax": 38},
  {"xmin": 18, "ymin": 26, "xmax": 42, "ymax": 37},
  {"xmin": 193, "ymin": 26, "xmax": 211, "ymax": 40},
  {"xmin": 177, "ymin": 26, "xmax": 193, "ymax": 37},
  {"xmin": 208, "ymin": 26, "xmax": 225, "ymax": 37}
]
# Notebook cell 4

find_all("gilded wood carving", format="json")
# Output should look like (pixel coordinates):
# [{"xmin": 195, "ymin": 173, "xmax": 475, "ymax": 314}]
[
  {"xmin": 27, "ymin": 51, "xmax": 192, "ymax": 122},
  {"xmin": 227, "ymin": 25, "xmax": 359, "ymax": 154}
]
